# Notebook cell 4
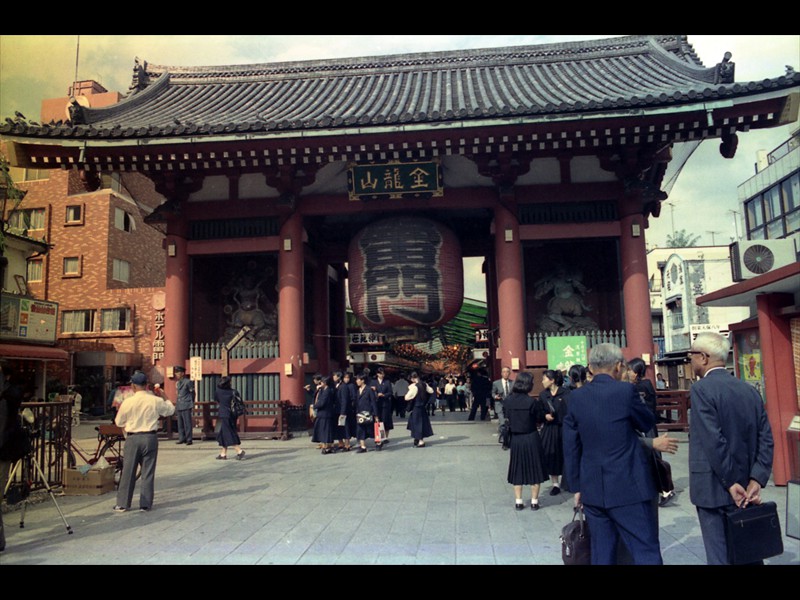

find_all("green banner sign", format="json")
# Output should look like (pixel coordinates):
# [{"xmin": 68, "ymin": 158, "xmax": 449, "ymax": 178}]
[
  {"xmin": 546, "ymin": 336, "xmax": 588, "ymax": 372},
  {"xmin": 348, "ymin": 160, "xmax": 443, "ymax": 200}
]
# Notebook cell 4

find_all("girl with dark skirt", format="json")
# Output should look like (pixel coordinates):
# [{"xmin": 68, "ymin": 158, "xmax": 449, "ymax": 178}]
[
  {"xmin": 334, "ymin": 371, "xmax": 357, "ymax": 451},
  {"xmin": 539, "ymin": 369, "xmax": 569, "ymax": 496},
  {"xmin": 331, "ymin": 371, "xmax": 347, "ymax": 451},
  {"xmin": 372, "ymin": 367, "xmax": 394, "ymax": 445},
  {"xmin": 214, "ymin": 376, "xmax": 245, "ymax": 460},
  {"xmin": 354, "ymin": 372, "xmax": 378, "ymax": 453},
  {"xmin": 504, "ymin": 371, "xmax": 547, "ymax": 510},
  {"xmin": 404, "ymin": 372, "xmax": 435, "ymax": 447},
  {"xmin": 311, "ymin": 375, "xmax": 336, "ymax": 455}
]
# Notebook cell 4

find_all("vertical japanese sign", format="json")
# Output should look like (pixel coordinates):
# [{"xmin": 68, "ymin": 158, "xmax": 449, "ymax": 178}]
[
  {"xmin": 152, "ymin": 291, "xmax": 166, "ymax": 361},
  {"xmin": 546, "ymin": 336, "xmax": 588, "ymax": 372}
]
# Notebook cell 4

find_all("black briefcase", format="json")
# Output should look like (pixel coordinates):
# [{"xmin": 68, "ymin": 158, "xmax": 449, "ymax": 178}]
[
  {"xmin": 560, "ymin": 506, "xmax": 591, "ymax": 565},
  {"xmin": 723, "ymin": 501, "xmax": 784, "ymax": 564}
]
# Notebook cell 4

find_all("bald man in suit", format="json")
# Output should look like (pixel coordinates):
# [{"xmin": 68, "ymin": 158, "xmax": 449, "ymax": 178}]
[
  {"xmin": 563, "ymin": 343, "xmax": 662, "ymax": 565},
  {"xmin": 687, "ymin": 332, "xmax": 774, "ymax": 565}
]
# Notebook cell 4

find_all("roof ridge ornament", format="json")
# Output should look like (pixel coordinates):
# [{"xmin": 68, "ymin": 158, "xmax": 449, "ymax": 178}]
[
  {"xmin": 131, "ymin": 57, "xmax": 150, "ymax": 93},
  {"xmin": 714, "ymin": 52, "xmax": 735, "ymax": 84}
]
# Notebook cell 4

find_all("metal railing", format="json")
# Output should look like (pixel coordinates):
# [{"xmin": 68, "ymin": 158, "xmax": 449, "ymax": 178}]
[
  {"xmin": 526, "ymin": 329, "xmax": 628, "ymax": 351},
  {"xmin": 9, "ymin": 401, "xmax": 72, "ymax": 491},
  {"xmin": 188, "ymin": 340, "xmax": 279, "ymax": 360}
]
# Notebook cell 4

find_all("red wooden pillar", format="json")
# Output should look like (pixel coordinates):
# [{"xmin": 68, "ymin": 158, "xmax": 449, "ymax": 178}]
[
  {"xmin": 619, "ymin": 203, "xmax": 653, "ymax": 370},
  {"xmin": 493, "ymin": 202, "xmax": 526, "ymax": 372},
  {"xmin": 163, "ymin": 230, "xmax": 189, "ymax": 402},
  {"xmin": 757, "ymin": 293, "xmax": 797, "ymax": 486},
  {"xmin": 279, "ymin": 213, "xmax": 305, "ymax": 406}
]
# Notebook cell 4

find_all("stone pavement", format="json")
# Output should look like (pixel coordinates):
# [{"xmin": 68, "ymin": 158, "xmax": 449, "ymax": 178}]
[{"xmin": 1, "ymin": 411, "xmax": 797, "ymax": 567}]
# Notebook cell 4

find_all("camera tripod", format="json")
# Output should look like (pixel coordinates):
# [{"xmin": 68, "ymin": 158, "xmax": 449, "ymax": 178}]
[{"xmin": 5, "ymin": 453, "xmax": 73, "ymax": 535}]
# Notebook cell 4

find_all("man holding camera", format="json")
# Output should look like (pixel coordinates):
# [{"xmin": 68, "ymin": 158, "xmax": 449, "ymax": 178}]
[{"xmin": 113, "ymin": 370, "xmax": 175, "ymax": 513}]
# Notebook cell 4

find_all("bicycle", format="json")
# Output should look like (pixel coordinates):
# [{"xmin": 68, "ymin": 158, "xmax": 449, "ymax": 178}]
[{"xmin": 65, "ymin": 424, "xmax": 139, "ymax": 486}]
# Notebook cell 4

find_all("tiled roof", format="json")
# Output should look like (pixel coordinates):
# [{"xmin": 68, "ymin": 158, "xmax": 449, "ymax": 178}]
[{"xmin": 2, "ymin": 34, "xmax": 798, "ymax": 140}]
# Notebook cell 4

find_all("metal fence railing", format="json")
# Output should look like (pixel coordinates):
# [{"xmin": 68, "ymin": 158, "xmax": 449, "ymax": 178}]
[{"xmin": 526, "ymin": 329, "xmax": 627, "ymax": 352}]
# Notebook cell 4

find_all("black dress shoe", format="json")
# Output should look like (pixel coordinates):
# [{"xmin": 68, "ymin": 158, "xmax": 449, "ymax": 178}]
[
  {"xmin": 515, "ymin": 502, "xmax": 525, "ymax": 511},
  {"xmin": 176, "ymin": 441, "xmax": 185, "ymax": 444},
  {"xmin": 549, "ymin": 486, "xmax": 560, "ymax": 496},
  {"xmin": 357, "ymin": 447, "xmax": 367, "ymax": 453},
  {"xmin": 531, "ymin": 502, "xmax": 540, "ymax": 511},
  {"xmin": 185, "ymin": 441, "xmax": 193, "ymax": 446}
]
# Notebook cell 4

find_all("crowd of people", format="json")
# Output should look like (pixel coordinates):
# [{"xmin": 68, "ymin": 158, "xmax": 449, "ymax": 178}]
[{"xmin": 1, "ymin": 331, "xmax": 776, "ymax": 565}]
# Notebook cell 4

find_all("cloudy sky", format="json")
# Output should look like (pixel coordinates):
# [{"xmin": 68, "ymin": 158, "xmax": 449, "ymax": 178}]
[{"xmin": 1, "ymin": 35, "xmax": 798, "ymax": 299}]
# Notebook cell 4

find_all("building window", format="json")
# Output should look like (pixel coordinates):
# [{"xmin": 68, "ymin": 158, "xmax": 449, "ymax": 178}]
[
  {"xmin": 23, "ymin": 168, "xmax": 50, "ymax": 181},
  {"xmin": 783, "ymin": 173, "xmax": 799, "ymax": 234},
  {"xmin": 112, "ymin": 258, "xmax": 130, "ymax": 283},
  {"xmin": 101, "ymin": 308, "xmax": 131, "ymax": 332},
  {"xmin": 26, "ymin": 259, "xmax": 43, "ymax": 282},
  {"xmin": 63, "ymin": 256, "xmax": 81, "ymax": 277},
  {"xmin": 65, "ymin": 204, "xmax": 84, "ymax": 225},
  {"xmin": 8, "ymin": 208, "xmax": 45, "ymax": 231},
  {"xmin": 100, "ymin": 173, "xmax": 122, "ymax": 193},
  {"xmin": 62, "ymin": 309, "xmax": 95, "ymax": 333},
  {"xmin": 114, "ymin": 208, "xmax": 135, "ymax": 232}
]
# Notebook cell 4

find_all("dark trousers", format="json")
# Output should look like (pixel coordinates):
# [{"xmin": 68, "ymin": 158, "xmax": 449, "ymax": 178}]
[
  {"xmin": 116, "ymin": 433, "xmax": 159, "ymax": 510},
  {"xmin": 0, "ymin": 459, "xmax": 10, "ymax": 550},
  {"xmin": 583, "ymin": 501, "xmax": 663, "ymax": 565},
  {"xmin": 176, "ymin": 408, "xmax": 193, "ymax": 442},
  {"xmin": 467, "ymin": 397, "xmax": 488, "ymax": 421}
]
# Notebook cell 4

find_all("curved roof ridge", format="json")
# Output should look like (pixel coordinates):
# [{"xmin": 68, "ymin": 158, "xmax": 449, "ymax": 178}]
[
  {"xmin": 82, "ymin": 72, "xmax": 171, "ymax": 125},
  {"xmin": 132, "ymin": 35, "xmax": 697, "ymax": 87}
]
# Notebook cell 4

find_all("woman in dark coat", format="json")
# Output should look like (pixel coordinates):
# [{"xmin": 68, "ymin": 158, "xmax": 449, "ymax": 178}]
[
  {"xmin": 404, "ymin": 372, "xmax": 435, "ymax": 447},
  {"xmin": 214, "ymin": 376, "xmax": 245, "ymax": 460},
  {"xmin": 333, "ymin": 371, "xmax": 355, "ymax": 451},
  {"xmin": 354, "ymin": 372, "xmax": 378, "ymax": 453},
  {"xmin": 372, "ymin": 367, "xmax": 394, "ymax": 443},
  {"xmin": 538, "ymin": 369, "xmax": 569, "ymax": 496},
  {"xmin": 311, "ymin": 375, "xmax": 336, "ymax": 455},
  {"xmin": 628, "ymin": 358, "xmax": 658, "ymax": 437},
  {"xmin": 505, "ymin": 371, "xmax": 548, "ymax": 510}
]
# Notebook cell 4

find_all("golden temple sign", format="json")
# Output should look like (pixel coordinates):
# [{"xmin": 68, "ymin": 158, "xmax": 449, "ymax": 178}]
[{"xmin": 348, "ymin": 160, "xmax": 443, "ymax": 201}]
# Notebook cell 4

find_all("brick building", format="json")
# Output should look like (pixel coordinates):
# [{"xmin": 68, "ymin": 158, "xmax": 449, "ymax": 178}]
[{"xmin": 2, "ymin": 81, "xmax": 166, "ymax": 411}]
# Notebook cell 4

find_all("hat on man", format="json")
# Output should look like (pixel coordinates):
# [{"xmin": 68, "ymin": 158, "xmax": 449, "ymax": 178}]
[
  {"xmin": 131, "ymin": 371, "xmax": 148, "ymax": 386},
  {"xmin": 174, "ymin": 366, "xmax": 186, "ymax": 373}
]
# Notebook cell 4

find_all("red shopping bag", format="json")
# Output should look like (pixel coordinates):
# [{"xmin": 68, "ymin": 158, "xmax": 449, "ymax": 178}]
[{"xmin": 374, "ymin": 421, "xmax": 385, "ymax": 444}]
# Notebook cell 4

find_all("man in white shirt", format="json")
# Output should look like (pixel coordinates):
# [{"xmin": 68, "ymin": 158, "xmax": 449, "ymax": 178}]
[{"xmin": 113, "ymin": 371, "xmax": 175, "ymax": 513}]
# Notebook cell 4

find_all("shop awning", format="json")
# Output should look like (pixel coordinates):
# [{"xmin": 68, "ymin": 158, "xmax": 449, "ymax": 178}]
[{"xmin": 0, "ymin": 343, "xmax": 69, "ymax": 361}]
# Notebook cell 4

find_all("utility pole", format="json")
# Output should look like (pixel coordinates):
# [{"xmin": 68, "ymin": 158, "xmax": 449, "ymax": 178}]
[
  {"xmin": 728, "ymin": 209, "xmax": 741, "ymax": 240},
  {"xmin": 706, "ymin": 231, "xmax": 720, "ymax": 245},
  {"xmin": 666, "ymin": 202, "xmax": 675, "ymax": 238}
]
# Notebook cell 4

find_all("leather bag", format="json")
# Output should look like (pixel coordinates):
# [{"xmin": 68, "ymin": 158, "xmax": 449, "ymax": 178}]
[
  {"xmin": 498, "ymin": 419, "xmax": 510, "ymax": 448},
  {"xmin": 231, "ymin": 390, "xmax": 247, "ymax": 418},
  {"xmin": 723, "ymin": 501, "xmax": 784, "ymax": 564},
  {"xmin": 652, "ymin": 453, "xmax": 674, "ymax": 494},
  {"xmin": 560, "ymin": 506, "xmax": 591, "ymax": 565}
]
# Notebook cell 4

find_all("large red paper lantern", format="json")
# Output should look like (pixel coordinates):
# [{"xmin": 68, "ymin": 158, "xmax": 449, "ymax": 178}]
[{"xmin": 348, "ymin": 216, "xmax": 463, "ymax": 337}]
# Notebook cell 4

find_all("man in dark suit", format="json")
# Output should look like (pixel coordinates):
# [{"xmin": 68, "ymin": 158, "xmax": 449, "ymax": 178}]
[
  {"xmin": 563, "ymin": 343, "xmax": 662, "ymax": 565},
  {"xmin": 467, "ymin": 369, "xmax": 492, "ymax": 421},
  {"xmin": 687, "ymin": 332, "xmax": 774, "ymax": 565}
]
